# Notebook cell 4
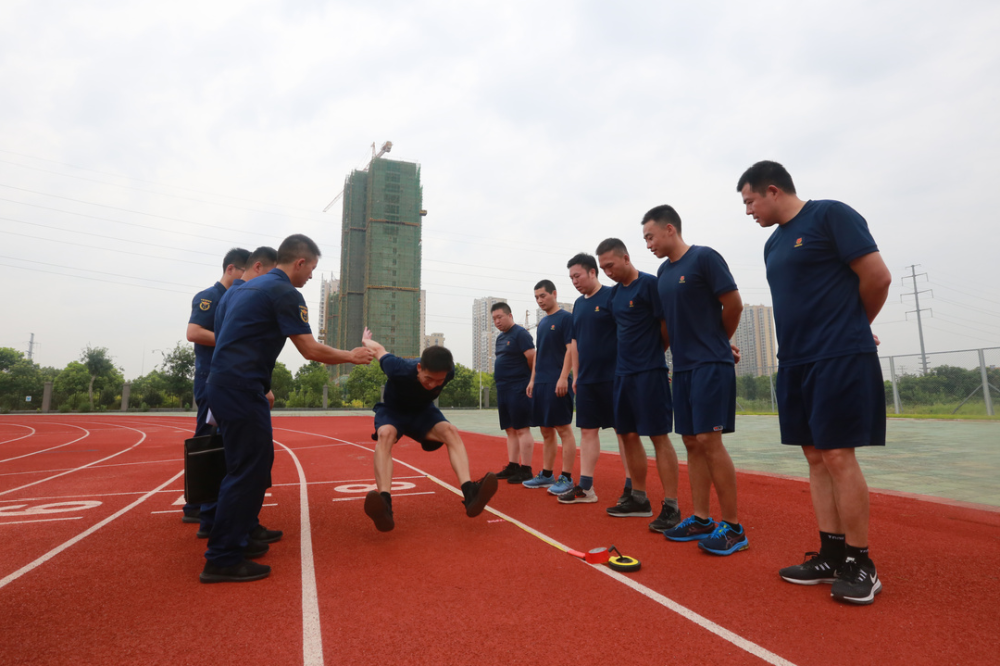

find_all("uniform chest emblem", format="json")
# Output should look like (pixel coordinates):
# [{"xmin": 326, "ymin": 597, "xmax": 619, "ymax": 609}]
[
  {"xmin": 199, "ymin": 299, "xmax": 211, "ymax": 311},
  {"xmin": 629, "ymin": 300, "xmax": 634, "ymax": 308},
  {"xmin": 679, "ymin": 276, "xmax": 686, "ymax": 284},
  {"xmin": 594, "ymin": 306, "xmax": 600, "ymax": 312},
  {"xmin": 506, "ymin": 341, "xmax": 510, "ymax": 346},
  {"xmin": 550, "ymin": 324, "xmax": 555, "ymax": 330},
  {"xmin": 299, "ymin": 306, "xmax": 309, "ymax": 323},
  {"xmin": 794, "ymin": 237, "xmax": 803, "ymax": 248}
]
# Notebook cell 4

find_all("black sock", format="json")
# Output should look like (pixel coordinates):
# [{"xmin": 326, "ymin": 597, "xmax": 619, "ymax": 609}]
[
  {"xmin": 541, "ymin": 469, "xmax": 553, "ymax": 478},
  {"xmin": 461, "ymin": 481, "xmax": 475, "ymax": 503},
  {"xmin": 722, "ymin": 520, "xmax": 742, "ymax": 532},
  {"xmin": 380, "ymin": 492, "xmax": 392, "ymax": 509},
  {"xmin": 820, "ymin": 531, "xmax": 846, "ymax": 561},
  {"xmin": 845, "ymin": 544, "xmax": 871, "ymax": 564}
]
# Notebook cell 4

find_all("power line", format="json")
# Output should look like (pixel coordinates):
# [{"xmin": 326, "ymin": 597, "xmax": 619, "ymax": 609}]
[
  {"xmin": 0, "ymin": 255, "xmax": 202, "ymax": 289},
  {"xmin": 0, "ymin": 228, "xmax": 217, "ymax": 268},
  {"xmin": 0, "ymin": 262, "xmax": 190, "ymax": 295},
  {"xmin": 900, "ymin": 264, "xmax": 932, "ymax": 375}
]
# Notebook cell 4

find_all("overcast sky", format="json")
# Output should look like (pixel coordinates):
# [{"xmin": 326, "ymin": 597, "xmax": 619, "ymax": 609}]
[{"xmin": 1, "ymin": 0, "xmax": 998, "ymax": 380}]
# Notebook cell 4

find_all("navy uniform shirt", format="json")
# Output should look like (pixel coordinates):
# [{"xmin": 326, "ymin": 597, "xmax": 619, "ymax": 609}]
[
  {"xmin": 657, "ymin": 245, "xmax": 738, "ymax": 372},
  {"xmin": 534, "ymin": 309, "xmax": 574, "ymax": 384},
  {"xmin": 380, "ymin": 353, "xmax": 455, "ymax": 412},
  {"xmin": 494, "ymin": 324, "xmax": 534, "ymax": 389},
  {"xmin": 208, "ymin": 269, "xmax": 311, "ymax": 393},
  {"xmin": 572, "ymin": 286, "xmax": 617, "ymax": 384},
  {"xmin": 606, "ymin": 272, "xmax": 666, "ymax": 376},
  {"xmin": 213, "ymin": 278, "xmax": 245, "ymax": 332},
  {"xmin": 189, "ymin": 281, "xmax": 227, "ymax": 378},
  {"xmin": 764, "ymin": 200, "xmax": 879, "ymax": 366}
]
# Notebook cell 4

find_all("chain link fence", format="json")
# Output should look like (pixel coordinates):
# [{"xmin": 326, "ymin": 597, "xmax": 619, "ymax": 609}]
[{"xmin": 732, "ymin": 347, "xmax": 998, "ymax": 417}]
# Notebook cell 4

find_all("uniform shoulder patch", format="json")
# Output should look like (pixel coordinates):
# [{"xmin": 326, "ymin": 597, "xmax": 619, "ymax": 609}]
[
  {"xmin": 199, "ymin": 299, "xmax": 212, "ymax": 311},
  {"xmin": 299, "ymin": 305, "xmax": 309, "ymax": 323}
]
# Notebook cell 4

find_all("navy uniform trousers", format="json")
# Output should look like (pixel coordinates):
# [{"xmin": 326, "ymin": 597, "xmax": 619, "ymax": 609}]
[{"xmin": 204, "ymin": 383, "xmax": 273, "ymax": 567}]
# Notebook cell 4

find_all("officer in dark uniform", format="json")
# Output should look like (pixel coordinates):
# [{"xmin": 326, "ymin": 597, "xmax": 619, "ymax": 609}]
[
  {"xmin": 183, "ymin": 247, "xmax": 249, "ymax": 524},
  {"xmin": 200, "ymin": 234, "xmax": 374, "ymax": 584}
]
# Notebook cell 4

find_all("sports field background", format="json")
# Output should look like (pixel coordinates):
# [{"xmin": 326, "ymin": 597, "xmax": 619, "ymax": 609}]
[{"xmin": 441, "ymin": 411, "xmax": 1000, "ymax": 508}]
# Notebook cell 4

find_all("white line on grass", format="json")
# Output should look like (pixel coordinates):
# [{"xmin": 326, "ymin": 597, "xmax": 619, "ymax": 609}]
[
  {"xmin": 273, "ymin": 438, "xmax": 324, "ymax": 666},
  {"xmin": 274, "ymin": 425, "xmax": 798, "ymax": 666}
]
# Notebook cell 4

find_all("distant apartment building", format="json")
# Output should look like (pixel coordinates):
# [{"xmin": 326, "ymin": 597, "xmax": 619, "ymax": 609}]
[
  {"xmin": 535, "ymin": 302, "xmax": 574, "ymax": 328},
  {"xmin": 731, "ymin": 304, "xmax": 778, "ymax": 377},
  {"xmin": 319, "ymin": 275, "xmax": 340, "ymax": 341},
  {"xmin": 423, "ymin": 332, "xmax": 445, "ymax": 350},
  {"xmin": 473, "ymin": 296, "xmax": 506, "ymax": 372},
  {"xmin": 419, "ymin": 289, "xmax": 426, "ymax": 352}
]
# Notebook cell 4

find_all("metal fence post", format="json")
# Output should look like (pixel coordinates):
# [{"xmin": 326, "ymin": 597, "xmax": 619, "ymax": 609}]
[
  {"xmin": 768, "ymin": 372, "xmax": 776, "ymax": 413},
  {"xmin": 889, "ymin": 356, "xmax": 902, "ymax": 414},
  {"xmin": 979, "ymin": 349, "xmax": 995, "ymax": 417}
]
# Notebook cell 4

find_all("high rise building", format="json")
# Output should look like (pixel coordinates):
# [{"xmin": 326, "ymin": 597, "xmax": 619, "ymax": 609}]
[
  {"xmin": 424, "ymin": 332, "xmax": 445, "ymax": 350},
  {"xmin": 731, "ymin": 304, "xmax": 778, "ymax": 377},
  {"xmin": 419, "ymin": 289, "xmax": 426, "ymax": 351},
  {"xmin": 319, "ymin": 275, "xmax": 339, "ymax": 342},
  {"xmin": 328, "ymin": 157, "xmax": 423, "ymax": 371},
  {"xmin": 473, "ymin": 296, "xmax": 506, "ymax": 372},
  {"xmin": 535, "ymin": 302, "xmax": 574, "ymax": 327}
]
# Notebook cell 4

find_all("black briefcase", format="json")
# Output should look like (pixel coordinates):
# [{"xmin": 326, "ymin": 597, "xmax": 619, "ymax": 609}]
[{"xmin": 184, "ymin": 433, "xmax": 227, "ymax": 504}]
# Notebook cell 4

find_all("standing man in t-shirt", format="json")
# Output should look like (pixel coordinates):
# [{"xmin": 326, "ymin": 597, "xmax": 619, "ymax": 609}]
[
  {"xmin": 524, "ymin": 280, "xmax": 577, "ymax": 494},
  {"xmin": 201, "ymin": 234, "xmax": 374, "ymax": 584},
  {"xmin": 642, "ymin": 206, "xmax": 748, "ymax": 556},
  {"xmin": 360, "ymin": 329, "xmax": 497, "ymax": 532},
  {"xmin": 184, "ymin": 246, "xmax": 249, "ymax": 524},
  {"xmin": 558, "ymin": 253, "xmax": 631, "ymax": 505},
  {"xmin": 491, "ymin": 302, "xmax": 536, "ymax": 485},
  {"xmin": 596, "ymin": 238, "xmax": 681, "ymax": 533},
  {"xmin": 738, "ymin": 160, "xmax": 891, "ymax": 605}
]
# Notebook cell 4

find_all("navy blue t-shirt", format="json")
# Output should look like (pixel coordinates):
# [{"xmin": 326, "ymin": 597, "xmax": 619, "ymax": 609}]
[
  {"xmin": 534, "ymin": 309, "xmax": 574, "ymax": 383},
  {"xmin": 494, "ymin": 324, "xmax": 534, "ymax": 388},
  {"xmin": 572, "ymin": 286, "xmax": 617, "ymax": 384},
  {"xmin": 764, "ymin": 199, "xmax": 879, "ymax": 365},
  {"xmin": 208, "ymin": 268, "xmax": 312, "ymax": 393},
  {"xmin": 657, "ymin": 245, "xmax": 738, "ymax": 372},
  {"xmin": 380, "ymin": 353, "xmax": 455, "ymax": 412},
  {"xmin": 213, "ymin": 278, "xmax": 245, "ymax": 332},
  {"xmin": 188, "ymin": 281, "xmax": 227, "ymax": 378},
  {"xmin": 606, "ymin": 272, "xmax": 666, "ymax": 376}
]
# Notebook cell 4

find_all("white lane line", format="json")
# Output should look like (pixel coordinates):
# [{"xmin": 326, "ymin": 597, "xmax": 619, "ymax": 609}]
[
  {"xmin": 0, "ymin": 517, "xmax": 83, "ymax": 526},
  {"xmin": 330, "ymin": 491, "xmax": 435, "ymax": 503},
  {"xmin": 0, "ymin": 423, "xmax": 90, "ymax": 464},
  {"xmin": 150, "ymin": 510, "xmax": 184, "ymax": 515},
  {"xmin": 273, "ymin": 438, "xmax": 324, "ymax": 666},
  {"xmin": 0, "ymin": 489, "xmax": 181, "ymax": 503},
  {"xmin": 0, "ymin": 457, "xmax": 177, "ymax": 479},
  {"xmin": 0, "ymin": 425, "xmax": 148, "ymax": 497},
  {"xmin": 0, "ymin": 469, "xmax": 185, "ymax": 590},
  {"xmin": 0, "ymin": 424, "xmax": 36, "ymax": 446},
  {"xmin": 274, "ymin": 425, "xmax": 797, "ymax": 666}
]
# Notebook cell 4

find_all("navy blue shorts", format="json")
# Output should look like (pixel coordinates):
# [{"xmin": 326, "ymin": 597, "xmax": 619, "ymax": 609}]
[
  {"xmin": 373, "ymin": 403, "xmax": 448, "ymax": 450},
  {"xmin": 531, "ymin": 382, "xmax": 574, "ymax": 428},
  {"xmin": 613, "ymin": 368, "xmax": 672, "ymax": 436},
  {"xmin": 672, "ymin": 363, "xmax": 736, "ymax": 436},
  {"xmin": 497, "ymin": 384, "xmax": 533, "ymax": 430},
  {"xmin": 776, "ymin": 353, "xmax": 886, "ymax": 450},
  {"xmin": 575, "ymin": 381, "xmax": 615, "ymax": 430}
]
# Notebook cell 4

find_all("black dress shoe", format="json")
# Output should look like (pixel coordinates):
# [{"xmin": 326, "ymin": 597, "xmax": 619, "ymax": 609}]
[{"xmin": 199, "ymin": 559, "xmax": 271, "ymax": 584}]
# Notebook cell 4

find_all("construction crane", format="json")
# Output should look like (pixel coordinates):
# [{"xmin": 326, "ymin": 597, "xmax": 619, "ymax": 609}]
[{"xmin": 322, "ymin": 141, "xmax": 393, "ymax": 213}]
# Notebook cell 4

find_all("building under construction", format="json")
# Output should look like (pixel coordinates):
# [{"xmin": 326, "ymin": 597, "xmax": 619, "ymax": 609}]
[{"xmin": 325, "ymin": 156, "xmax": 424, "ymax": 371}]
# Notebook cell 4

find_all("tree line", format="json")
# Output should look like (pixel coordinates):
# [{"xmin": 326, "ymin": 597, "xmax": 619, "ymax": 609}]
[{"xmin": 0, "ymin": 343, "xmax": 497, "ymax": 413}]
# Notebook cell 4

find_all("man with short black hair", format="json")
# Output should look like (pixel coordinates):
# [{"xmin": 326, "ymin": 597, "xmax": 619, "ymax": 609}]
[
  {"xmin": 596, "ymin": 238, "xmax": 681, "ymax": 532},
  {"xmin": 643, "ymin": 206, "xmax": 748, "ymax": 556},
  {"xmin": 491, "ymin": 302, "xmax": 536, "ymax": 484},
  {"xmin": 184, "ymin": 246, "xmax": 249, "ymax": 524},
  {"xmin": 201, "ymin": 234, "xmax": 375, "ymax": 583},
  {"xmin": 524, "ymin": 279, "xmax": 577, "ymax": 494},
  {"xmin": 558, "ymin": 253, "xmax": 632, "ymax": 505},
  {"xmin": 738, "ymin": 160, "xmax": 891, "ymax": 604},
  {"xmin": 360, "ymin": 329, "xmax": 498, "ymax": 532}
]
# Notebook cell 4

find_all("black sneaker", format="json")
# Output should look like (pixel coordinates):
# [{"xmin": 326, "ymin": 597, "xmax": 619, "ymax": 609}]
[
  {"xmin": 606, "ymin": 495, "xmax": 653, "ymax": 517},
  {"xmin": 831, "ymin": 557, "xmax": 882, "ymax": 605},
  {"xmin": 182, "ymin": 512, "xmax": 200, "ymax": 524},
  {"xmin": 243, "ymin": 539, "xmax": 269, "ymax": 560},
  {"xmin": 200, "ymin": 559, "xmax": 271, "ymax": 584},
  {"xmin": 463, "ymin": 473, "xmax": 498, "ymax": 517},
  {"xmin": 648, "ymin": 501, "xmax": 682, "ymax": 533},
  {"xmin": 196, "ymin": 528, "xmax": 211, "ymax": 539},
  {"xmin": 779, "ymin": 552, "xmax": 842, "ymax": 585},
  {"xmin": 617, "ymin": 486, "xmax": 631, "ymax": 506},
  {"xmin": 364, "ymin": 490, "xmax": 395, "ymax": 532},
  {"xmin": 495, "ymin": 462, "xmax": 519, "ymax": 480},
  {"xmin": 507, "ymin": 467, "xmax": 533, "ymax": 484},
  {"xmin": 249, "ymin": 524, "xmax": 283, "ymax": 544}
]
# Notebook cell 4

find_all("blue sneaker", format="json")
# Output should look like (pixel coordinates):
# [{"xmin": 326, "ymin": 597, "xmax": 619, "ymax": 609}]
[
  {"xmin": 522, "ymin": 472, "xmax": 556, "ymax": 489},
  {"xmin": 547, "ymin": 474, "xmax": 574, "ymax": 495},
  {"xmin": 664, "ymin": 515, "xmax": 717, "ymax": 542},
  {"xmin": 698, "ymin": 522, "xmax": 748, "ymax": 555}
]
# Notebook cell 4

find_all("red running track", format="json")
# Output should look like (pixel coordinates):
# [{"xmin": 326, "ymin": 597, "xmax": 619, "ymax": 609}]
[{"xmin": 0, "ymin": 415, "xmax": 997, "ymax": 666}]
